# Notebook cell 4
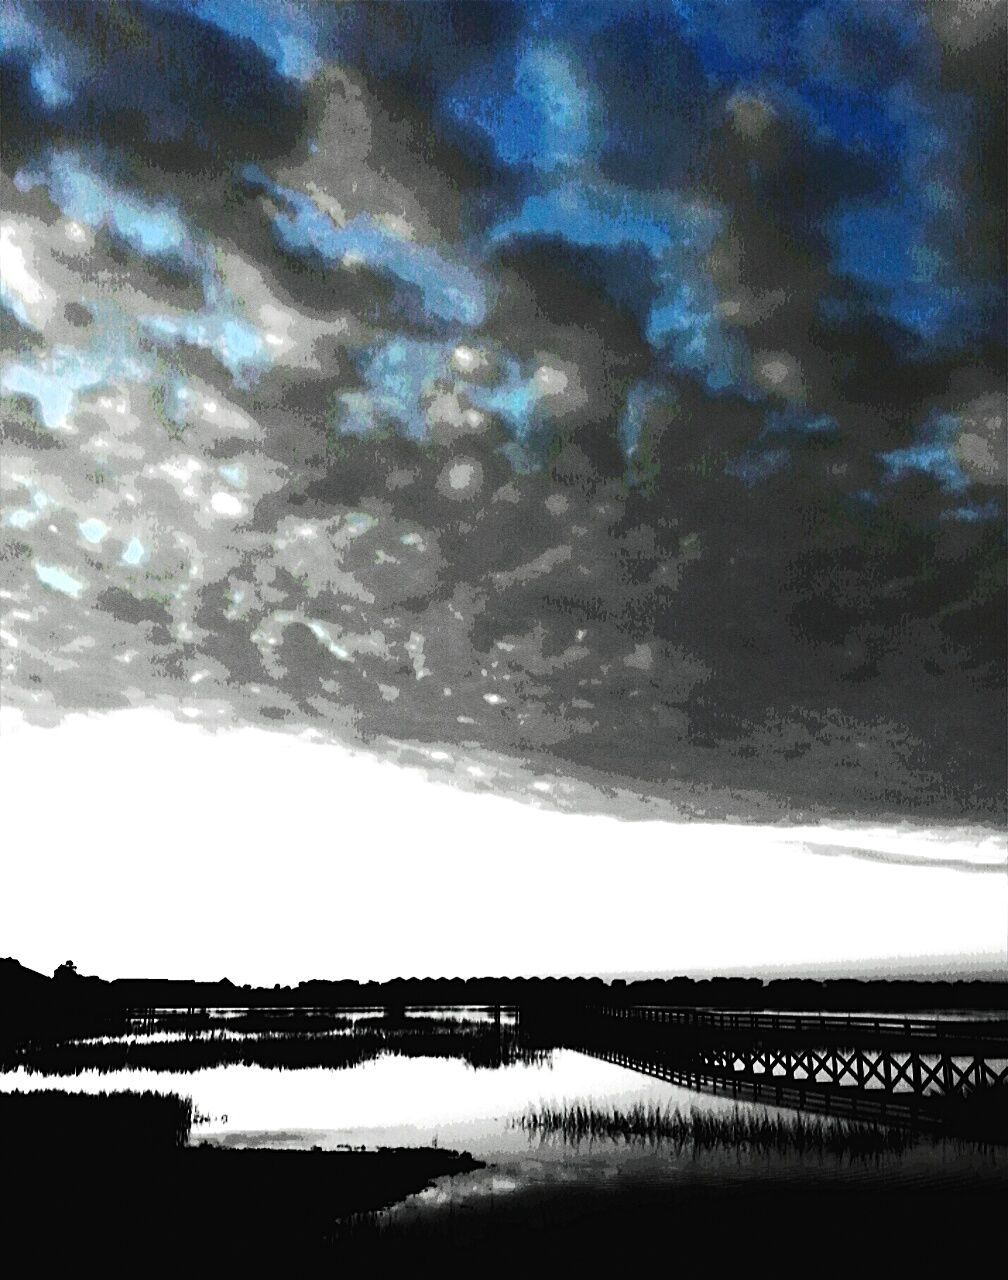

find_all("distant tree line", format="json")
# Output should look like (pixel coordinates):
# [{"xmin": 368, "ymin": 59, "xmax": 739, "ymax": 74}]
[
  {"xmin": 103, "ymin": 973, "xmax": 1008, "ymax": 1013},
  {"xmin": 3, "ymin": 959, "xmax": 1005, "ymax": 1027}
]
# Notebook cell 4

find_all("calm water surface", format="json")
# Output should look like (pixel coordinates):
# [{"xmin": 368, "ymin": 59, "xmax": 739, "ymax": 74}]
[{"xmin": 3, "ymin": 1006, "xmax": 1002, "ymax": 1228}]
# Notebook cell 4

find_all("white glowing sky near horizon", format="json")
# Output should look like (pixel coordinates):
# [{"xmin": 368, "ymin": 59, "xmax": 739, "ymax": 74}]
[{"xmin": 1, "ymin": 707, "xmax": 1004, "ymax": 984}]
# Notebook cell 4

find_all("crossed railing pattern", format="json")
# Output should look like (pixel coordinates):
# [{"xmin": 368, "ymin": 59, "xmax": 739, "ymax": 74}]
[
  {"xmin": 691, "ymin": 1043, "xmax": 1008, "ymax": 1097},
  {"xmin": 579, "ymin": 1046, "xmax": 938, "ymax": 1127},
  {"xmin": 586, "ymin": 1005, "xmax": 1008, "ymax": 1106}
]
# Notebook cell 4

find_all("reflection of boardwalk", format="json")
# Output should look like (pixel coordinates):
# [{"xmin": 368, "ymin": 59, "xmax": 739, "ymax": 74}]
[{"xmin": 580, "ymin": 1005, "xmax": 1008, "ymax": 1129}]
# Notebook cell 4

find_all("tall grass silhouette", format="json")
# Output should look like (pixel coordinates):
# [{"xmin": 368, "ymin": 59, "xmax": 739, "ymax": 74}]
[
  {"xmin": 2, "ymin": 1089, "xmax": 193, "ymax": 1150},
  {"xmin": 4, "ymin": 1025, "xmax": 548, "ymax": 1074},
  {"xmin": 519, "ymin": 1100, "xmax": 917, "ymax": 1156}
]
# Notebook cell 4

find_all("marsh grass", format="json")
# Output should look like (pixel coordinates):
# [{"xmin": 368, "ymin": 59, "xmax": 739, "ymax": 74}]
[
  {"xmin": 1, "ymin": 1088, "xmax": 193, "ymax": 1150},
  {"xmin": 5, "ymin": 1027, "xmax": 548, "ymax": 1075},
  {"xmin": 519, "ymin": 1100, "xmax": 917, "ymax": 1157}
]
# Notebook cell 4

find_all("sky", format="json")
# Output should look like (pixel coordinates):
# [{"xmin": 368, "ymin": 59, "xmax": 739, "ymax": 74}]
[
  {"xmin": 1, "ymin": 707, "xmax": 1004, "ymax": 983},
  {"xmin": 0, "ymin": 2, "xmax": 1005, "ymax": 979}
]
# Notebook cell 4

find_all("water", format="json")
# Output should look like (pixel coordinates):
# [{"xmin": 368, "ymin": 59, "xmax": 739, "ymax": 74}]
[
  {"xmin": 2, "ymin": 1005, "xmax": 1002, "ymax": 1237},
  {"xmin": 4, "ymin": 1042, "xmax": 760, "ymax": 1152}
]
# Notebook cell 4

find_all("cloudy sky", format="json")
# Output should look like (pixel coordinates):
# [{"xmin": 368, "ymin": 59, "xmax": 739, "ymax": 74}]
[{"xmin": 1, "ymin": 2, "xmax": 1005, "ymax": 978}]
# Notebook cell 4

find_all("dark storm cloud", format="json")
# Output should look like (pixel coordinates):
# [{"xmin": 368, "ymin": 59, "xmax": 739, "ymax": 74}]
[
  {"xmin": 1, "ymin": 0, "xmax": 1004, "ymax": 823},
  {"xmin": 0, "ymin": 0, "xmax": 309, "ymax": 177}
]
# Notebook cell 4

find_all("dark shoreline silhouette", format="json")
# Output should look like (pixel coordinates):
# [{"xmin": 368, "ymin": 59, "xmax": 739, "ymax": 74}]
[
  {"xmin": 6, "ymin": 1025, "xmax": 545, "ymax": 1075},
  {"xmin": 327, "ymin": 1175, "xmax": 1006, "ymax": 1273},
  {"xmin": 3, "ymin": 1088, "xmax": 1003, "ymax": 1266},
  {"xmin": 5, "ymin": 956, "xmax": 1007, "ymax": 1027},
  {"xmin": 3, "ymin": 964, "xmax": 1006, "ymax": 1263},
  {"xmin": 4, "ymin": 1090, "xmax": 482, "ymax": 1258}
]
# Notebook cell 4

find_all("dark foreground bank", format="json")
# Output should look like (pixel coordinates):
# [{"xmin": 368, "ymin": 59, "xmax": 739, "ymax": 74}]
[
  {"xmin": 2, "ymin": 1090, "xmax": 483, "ymax": 1256},
  {"xmin": 332, "ymin": 1175, "xmax": 1005, "ymax": 1272},
  {"xmin": 8, "ymin": 1142, "xmax": 485, "ymax": 1257},
  {"xmin": 3, "ymin": 1090, "xmax": 1004, "ymax": 1267},
  {"xmin": 9, "ymin": 1153, "xmax": 1002, "ymax": 1269}
]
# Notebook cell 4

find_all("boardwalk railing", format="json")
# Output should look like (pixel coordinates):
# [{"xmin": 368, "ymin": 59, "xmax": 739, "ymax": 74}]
[
  {"xmin": 594, "ymin": 1004, "xmax": 1008, "ymax": 1045},
  {"xmin": 583, "ymin": 1005, "xmax": 1008, "ymax": 1111},
  {"xmin": 579, "ymin": 1046, "xmax": 942, "ymax": 1129}
]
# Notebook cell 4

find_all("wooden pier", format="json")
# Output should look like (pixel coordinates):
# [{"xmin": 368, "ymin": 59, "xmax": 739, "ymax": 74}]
[{"xmin": 580, "ymin": 1004, "xmax": 1008, "ymax": 1127}]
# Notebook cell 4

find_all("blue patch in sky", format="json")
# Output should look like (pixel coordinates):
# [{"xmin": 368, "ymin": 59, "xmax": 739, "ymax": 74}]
[
  {"xmin": 217, "ymin": 463, "xmax": 246, "ymax": 488},
  {"xmin": 30, "ymin": 58, "xmax": 72, "ymax": 109},
  {"xmin": 821, "ymin": 75, "xmax": 976, "ymax": 350},
  {"xmin": 334, "ymin": 217, "xmax": 486, "ymax": 327},
  {"xmin": 121, "ymin": 537, "xmax": 147, "ymax": 567},
  {"xmin": 618, "ymin": 381, "xmax": 670, "ymax": 484},
  {"xmin": 829, "ymin": 193, "xmax": 976, "ymax": 348},
  {"xmin": 880, "ymin": 442, "xmax": 969, "ymax": 493},
  {"xmin": 727, "ymin": 447, "xmax": 791, "ymax": 487},
  {"xmin": 647, "ymin": 280, "xmax": 748, "ymax": 392},
  {"xmin": 16, "ymin": 152, "xmax": 200, "ymax": 269},
  {"xmin": 340, "ymin": 339, "xmax": 449, "ymax": 441},
  {"xmin": 879, "ymin": 411, "xmax": 970, "ymax": 493},
  {"xmin": 1, "ymin": 350, "xmax": 106, "ymax": 429},
  {"xmin": 489, "ymin": 181, "xmax": 744, "ymax": 390},
  {"xmin": 0, "ymin": 287, "xmax": 32, "ymax": 330},
  {"xmin": 143, "ymin": 312, "xmax": 266, "ymax": 381},
  {"xmin": 149, "ymin": 0, "xmax": 320, "ymax": 81},
  {"xmin": 446, "ymin": 44, "xmax": 594, "ymax": 172},
  {"xmin": 469, "ymin": 362, "xmax": 542, "ymax": 445},
  {"xmin": 337, "ymin": 342, "xmax": 558, "ymax": 455},
  {"xmin": 246, "ymin": 167, "xmax": 485, "ymax": 326},
  {"xmin": 0, "ymin": 9, "xmax": 74, "ymax": 108},
  {"xmin": 764, "ymin": 407, "xmax": 838, "ymax": 436},
  {"xmin": 3, "ymin": 0, "xmax": 998, "ymax": 515},
  {"xmin": 489, "ymin": 184, "xmax": 674, "ymax": 256},
  {"xmin": 34, "ymin": 563, "xmax": 86, "ymax": 598},
  {"xmin": 944, "ymin": 500, "xmax": 1002, "ymax": 524},
  {"xmin": 832, "ymin": 201, "xmax": 931, "ymax": 293},
  {"xmin": 78, "ymin": 518, "xmax": 110, "ymax": 545},
  {"xmin": 624, "ymin": 0, "xmax": 979, "ymax": 360},
  {"xmin": 0, "ymin": 9, "xmax": 34, "ymax": 54}
]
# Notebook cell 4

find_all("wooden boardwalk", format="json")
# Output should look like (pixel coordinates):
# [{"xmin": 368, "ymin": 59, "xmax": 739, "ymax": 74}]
[{"xmin": 581, "ymin": 1005, "xmax": 1008, "ymax": 1127}]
